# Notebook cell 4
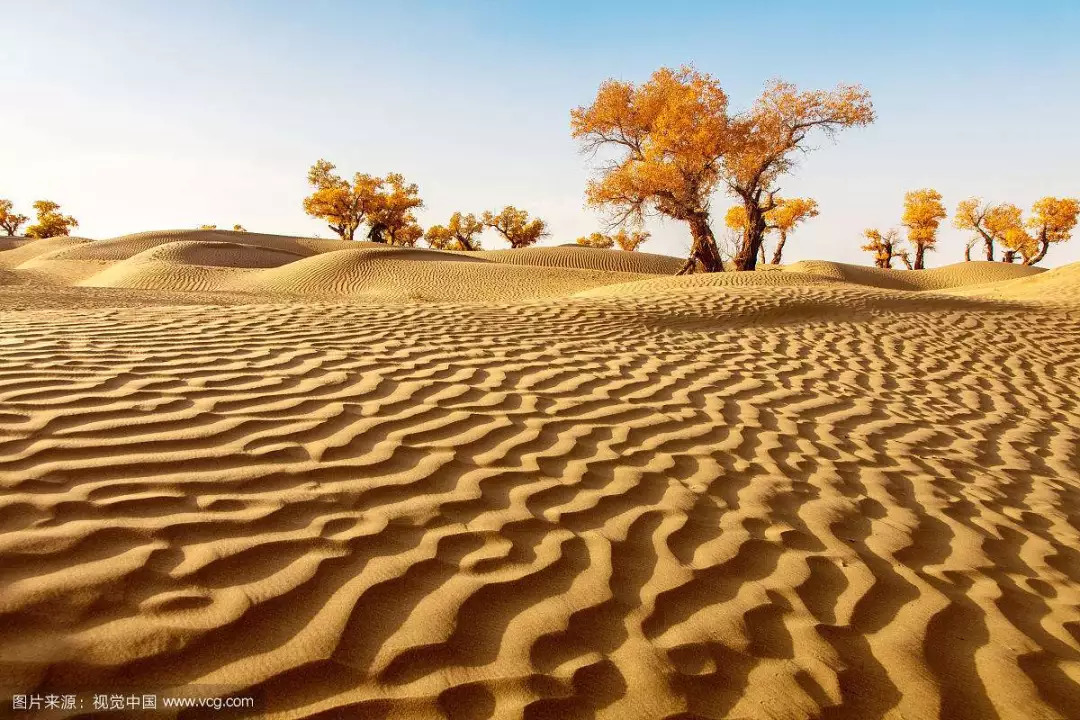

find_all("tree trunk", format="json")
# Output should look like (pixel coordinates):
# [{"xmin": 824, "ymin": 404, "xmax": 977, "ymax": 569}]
[
  {"xmin": 758, "ymin": 244, "xmax": 766, "ymax": 265},
  {"xmin": 913, "ymin": 244, "xmax": 926, "ymax": 270},
  {"xmin": 678, "ymin": 214, "xmax": 724, "ymax": 274},
  {"xmin": 1025, "ymin": 237, "xmax": 1049, "ymax": 265},
  {"xmin": 964, "ymin": 241, "xmax": 972, "ymax": 262},
  {"xmin": 984, "ymin": 238, "xmax": 994, "ymax": 261},
  {"xmin": 1002, "ymin": 250, "xmax": 1017, "ymax": 263},
  {"xmin": 770, "ymin": 230, "xmax": 788, "ymax": 265},
  {"xmin": 732, "ymin": 201, "xmax": 768, "ymax": 270}
]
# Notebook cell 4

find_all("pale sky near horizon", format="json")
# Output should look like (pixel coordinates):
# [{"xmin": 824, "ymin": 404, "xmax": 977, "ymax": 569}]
[{"xmin": 2, "ymin": 0, "xmax": 1078, "ymax": 266}]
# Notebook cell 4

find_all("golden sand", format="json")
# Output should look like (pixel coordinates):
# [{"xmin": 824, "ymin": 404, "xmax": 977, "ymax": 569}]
[{"xmin": 1, "ymin": 230, "xmax": 1077, "ymax": 719}]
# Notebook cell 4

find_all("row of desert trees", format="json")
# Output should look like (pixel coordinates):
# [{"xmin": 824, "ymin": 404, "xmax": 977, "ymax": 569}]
[
  {"xmin": 862, "ymin": 190, "xmax": 1078, "ymax": 269},
  {"xmin": 304, "ymin": 66, "xmax": 874, "ymax": 269},
  {"xmin": 302, "ymin": 160, "xmax": 555, "ymax": 251},
  {"xmin": 576, "ymin": 228, "xmax": 650, "ymax": 251},
  {"xmin": 0, "ymin": 199, "xmax": 79, "ymax": 238}
]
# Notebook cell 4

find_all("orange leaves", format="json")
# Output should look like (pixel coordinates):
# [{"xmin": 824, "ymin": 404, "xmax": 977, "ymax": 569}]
[
  {"xmin": 1030, "ymin": 197, "xmax": 1079, "ymax": 245},
  {"xmin": 576, "ymin": 232, "xmax": 615, "ymax": 248},
  {"xmin": 723, "ymin": 81, "xmax": 874, "ymax": 192},
  {"xmin": 770, "ymin": 197, "xmax": 819, "ymax": 232},
  {"xmin": 366, "ymin": 173, "xmax": 424, "ymax": 245},
  {"xmin": 576, "ymin": 228, "xmax": 650, "ymax": 251},
  {"xmin": 573, "ymin": 67, "xmax": 872, "ymax": 272},
  {"xmin": 727, "ymin": 197, "xmax": 819, "ymax": 233},
  {"xmin": 427, "ymin": 208, "xmax": 547, "ymax": 250},
  {"xmin": 0, "ymin": 199, "xmax": 29, "ymax": 236},
  {"xmin": 426, "ymin": 212, "xmax": 484, "ymax": 251},
  {"xmin": 861, "ymin": 227, "xmax": 906, "ymax": 268},
  {"xmin": 302, "ymin": 160, "xmax": 423, "ymax": 244},
  {"xmin": 572, "ymin": 66, "xmax": 731, "ymax": 228},
  {"xmin": 954, "ymin": 196, "xmax": 1076, "ymax": 265},
  {"xmin": 901, "ymin": 189, "xmax": 946, "ymax": 268},
  {"xmin": 612, "ymin": 228, "xmax": 649, "ymax": 251},
  {"xmin": 24, "ymin": 200, "xmax": 78, "ymax": 239},
  {"xmin": 480, "ymin": 206, "xmax": 548, "ymax": 249}
]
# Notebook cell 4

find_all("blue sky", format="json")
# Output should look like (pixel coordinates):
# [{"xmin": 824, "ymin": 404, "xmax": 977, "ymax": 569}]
[{"xmin": 2, "ymin": 0, "xmax": 1078, "ymax": 266}]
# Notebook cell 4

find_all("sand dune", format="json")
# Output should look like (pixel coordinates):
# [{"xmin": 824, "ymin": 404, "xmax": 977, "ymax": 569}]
[
  {"xmin": 472, "ymin": 245, "xmax": 685, "ymax": 274},
  {"xmin": 945, "ymin": 261, "xmax": 1080, "ymax": 304},
  {"xmin": 0, "ymin": 233, "xmax": 1078, "ymax": 719},
  {"xmin": 786, "ymin": 259, "xmax": 1044, "ymax": 290}
]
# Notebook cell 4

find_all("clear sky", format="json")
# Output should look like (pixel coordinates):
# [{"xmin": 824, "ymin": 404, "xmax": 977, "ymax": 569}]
[{"xmin": 3, "ymin": 0, "xmax": 1078, "ymax": 266}]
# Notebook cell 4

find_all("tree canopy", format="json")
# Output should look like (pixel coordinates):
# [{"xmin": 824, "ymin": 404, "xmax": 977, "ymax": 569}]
[
  {"xmin": 576, "ymin": 232, "xmax": 615, "ymax": 248},
  {"xmin": 724, "ymin": 196, "xmax": 818, "ymax": 265},
  {"xmin": 365, "ymin": 172, "xmax": 424, "ymax": 245},
  {"xmin": 954, "ymin": 196, "xmax": 1077, "ymax": 265},
  {"xmin": 303, "ymin": 160, "xmax": 423, "ymax": 244},
  {"xmin": 0, "ymin": 199, "xmax": 29, "ymax": 236},
  {"xmin": 572, "ymin": 66, "xmax": 871, "ymax": 273},
  {"xmin": 901, "ymin": 189, "xmax": 946, "ymax": 269},
  {"xmin": 24, "ymin": 200, "xmax": 78, "ymax": 239},
  {"xmin": 481, "ymin": 206, "xmax": 548, "ymax": 248},
  {"xmin": 425, "ymin": 212, "xmax": 484, "ymax": 251},
  {"xmin": 861, "ymin": 228, "xmax": 909, "ymax": 269}
]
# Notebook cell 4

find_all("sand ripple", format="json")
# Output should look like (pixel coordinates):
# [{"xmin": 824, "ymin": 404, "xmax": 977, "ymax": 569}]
[{"xmin": 0, "ymin": 234, "xmax": 1078, "ymax": 719}]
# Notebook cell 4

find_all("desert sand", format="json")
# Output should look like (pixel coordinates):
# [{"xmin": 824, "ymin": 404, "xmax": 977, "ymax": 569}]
[{"xmin": 1, "ymin": 229, "xmax": 1078, "ymax": 719}]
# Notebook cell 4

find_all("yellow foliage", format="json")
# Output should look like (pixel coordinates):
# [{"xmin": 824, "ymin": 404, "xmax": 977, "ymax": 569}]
[
  {"xmin": 198, "ymin": 224, "xmax": 217, "ymax": 230},
  {"xmin": 613, "ymin": 228, "xmax": 649, "ymax": 251},
  {"xmin": 1007, "ymin": 197, "xmax": 1078, "ymax": 264},
  {"xmin": 725, "ymin": 197, "xmax": 817, "ymax": 264},
  {"xmin": 901, "ymin": 188, "xmax": 946, "ymax": 268},
  {"xmin": 0, "ymin": 199, "xmax": 29, "ymax": 236},
  {"xmin": 233, "ymin": 224, "xmax": 247, "ymax": 232},
  {"xmin": 770, "ymin": 197, "xmax": 819, "ymax": 232},
  {"xmin": 572, "ymin": 66, "xmax": 871, "ymax": 272},
  {"xmin": 1029, "ymin": 197, "xmax": 1079, "ymax": 245},
  {"xmin": 576, "ymin": 232, "xmax": 615, "ymax": 248},
  {"xmin": 954, "ymin": 196, "xmax": 1076, "ymax": 265},
  {"xmin": 24, "ymin": 200, "xmax": 78, "ymax": 239},
  {"xmin": 724, "ymin": 206, "xmax": 748, "ymax": 231},
  {"xmin": 366, "ymin": 172, "xmax": 424, "ymax": 245},
  {"xmin": 861, "ymin": 228, "xmax": 908, "ymax": 269},
  {"xmin": 425, "ymin": 212, "xmax": 484, "ymax": 251},
  {"xmin": 577, "ymin": 228, "xmax": 650, "ymax": 251},
  {"xmin": 303, "ymin": 159, "xmax": 422, "ymax": 243},
  {"xmin": 481, "ymin": 206, "xmax": 548, "ymax": 249}
]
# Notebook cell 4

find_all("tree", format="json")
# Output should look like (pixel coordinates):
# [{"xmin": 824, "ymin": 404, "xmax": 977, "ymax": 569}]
[
  {"xmin": 302, "ymin": 159, "xmax": 381, "ymax": 241},
  {"xmin": 724, "ymin": 196, "xmax": 818, "ymax": 264},
  {"xmin": 973, "ymin": 204, "xmax": 1027, "ymax": 263},
  {"xmin": 724, "ymin": 84, "xmax": 871, "ymax": 271},
  {"xmin": 1024, "ymin": 197, "xmax": 1079, "ymax": 265},
  {"xmin": 572, "ymin": 67, "xmax": 731, "ymax": 273},
  {"xmin": 576, "ymin": 232, "xmax": 615, "ymax": 248},
  {"xmin": 24, "ymin": 200, "xmax": 78, "ymax": 239},
  {"xmin": 614, "ymin": 228, "xmax": 649, "ymax": 251},
  {"xmin": 861, "ymin": 228, "xmax": 910, "ymax": 269},
  {"xmin": 768, "ymin": 197, "xmax": 818, "ymax": 264},
  {"xmin": 198, "ymin": 224, "xmax": 218, "ymax": 229},
  {"xmin": 366, "ymin": 173, "xmax": 424, "ymax": 245},
  {"xmin": 426, "ymin": 212, "xmax": 485, "ymax": 251},
  {"xmin": 902, "ymin": 188, "xmax": 946, "ymax": 269},
  {"xmin": 481, "ymin": 206, "xmax": 548, "ymax": 248},
  {"xmin": 233, "ymin": 224, "xmax": 247, "ymax": 232},
  {"xmin": 724, "ymin": 206, "xmax": 760, "ymax": 261},
  {"xmin": 0, "ymin": 199, "xmax": 28, "ymax": 236},
  {"xmin": 571, "ymin": 67, "xmax": 872, "ymax": 274},
  {"xmin": 954, "ymin": 198, "xmax": 998, "ymax": 261}
]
